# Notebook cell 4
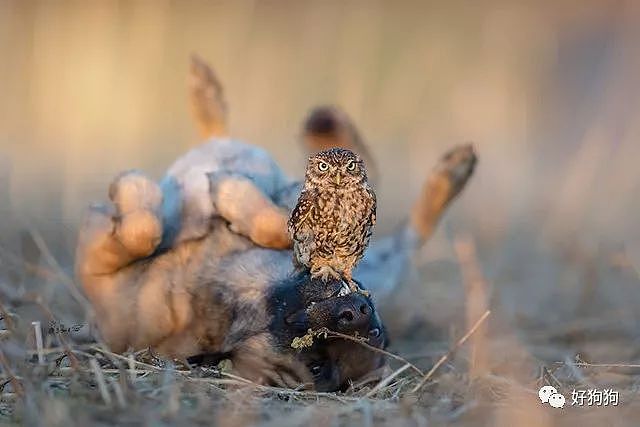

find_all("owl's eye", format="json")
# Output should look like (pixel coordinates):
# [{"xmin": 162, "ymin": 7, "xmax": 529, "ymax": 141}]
[
  {"xmin": 346, "ymin": 161, "xmax": 357, "ymax": 172},
  {"xmin": 318, "ymin": 162, "xmax": 329, "ymax": 172}
]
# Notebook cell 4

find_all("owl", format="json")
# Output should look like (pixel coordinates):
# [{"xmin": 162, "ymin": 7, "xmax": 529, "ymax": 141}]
[{"xmin": 288, "ymin": 148, "xmax": 376, "ymax": 293}]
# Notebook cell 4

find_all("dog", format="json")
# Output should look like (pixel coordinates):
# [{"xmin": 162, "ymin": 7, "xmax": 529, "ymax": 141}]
[
  {"xmin": 74, "ymin": 56, "xmax": 476, "ymax": 391},
  {"xmin": 76, "ymin": 173, "xmax": 386, "ymax": 390}
]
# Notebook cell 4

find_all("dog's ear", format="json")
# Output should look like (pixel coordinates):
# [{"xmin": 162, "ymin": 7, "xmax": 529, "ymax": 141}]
[{"xmin": 284, "ymin": 308, "xmax": 309, "ymax": 330}]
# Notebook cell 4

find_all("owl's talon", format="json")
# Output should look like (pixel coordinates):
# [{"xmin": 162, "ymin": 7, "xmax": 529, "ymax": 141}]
[
  {"xmin": 347, "ymin": 279, "xmax": 370, "ymax": 297},
  {"xmin": 312, "ymin": 265, "xmax": 342, "ymax": 283}
]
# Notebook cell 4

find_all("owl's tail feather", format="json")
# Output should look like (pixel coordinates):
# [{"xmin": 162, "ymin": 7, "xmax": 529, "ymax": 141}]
[{"xmin": 188, "ymin": 54, "xmax": 229, "ymax": 140}]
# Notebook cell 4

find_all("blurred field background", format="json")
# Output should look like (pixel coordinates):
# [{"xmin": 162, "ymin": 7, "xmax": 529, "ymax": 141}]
[{"xmin": 1, "ymin": 0, "xmax": 640, "ymax": 426}]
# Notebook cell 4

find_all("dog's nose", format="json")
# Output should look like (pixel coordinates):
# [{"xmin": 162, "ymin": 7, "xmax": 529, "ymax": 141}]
[{"xmin": 336, "ymin": 294, "xmax": 372, "ymax": 331}]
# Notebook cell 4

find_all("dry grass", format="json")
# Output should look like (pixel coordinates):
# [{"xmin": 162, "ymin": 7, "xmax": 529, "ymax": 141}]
[{"xmin": 1, "ymin": 233, "xmax": 639, "ymax": 427}]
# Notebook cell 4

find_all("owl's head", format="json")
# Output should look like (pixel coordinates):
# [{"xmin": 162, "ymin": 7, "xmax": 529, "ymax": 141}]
[{"xmin": 305, "ymin": 148, "xmax": 368, "ymax": 189}]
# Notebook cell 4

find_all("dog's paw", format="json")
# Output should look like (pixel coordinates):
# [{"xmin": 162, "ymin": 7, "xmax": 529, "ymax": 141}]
[
  {"xmin": 109, "ymin": 170, "xmax": 163, "ymax": 257},
  {"xmin": 435, "ymin": 144, "xmax": 477, "ymax": 198}
]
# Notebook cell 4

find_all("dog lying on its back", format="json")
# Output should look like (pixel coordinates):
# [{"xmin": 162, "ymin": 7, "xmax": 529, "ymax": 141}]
[
  {"xmin": 78, "ymin": 172, "xmax": 386, "ymax": 390},
  {"xmin": 75, "ymin": 56, "xmax": 477, "ymax": 391}
]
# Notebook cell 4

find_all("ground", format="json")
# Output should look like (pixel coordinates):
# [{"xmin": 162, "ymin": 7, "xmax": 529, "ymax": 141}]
[{"xmin": 1, "ymin": 225, "xmax": 639, "ymax": 426}]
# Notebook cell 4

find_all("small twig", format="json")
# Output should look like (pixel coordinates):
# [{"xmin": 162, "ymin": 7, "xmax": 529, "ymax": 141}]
[
  {"xmin": 185, "ymin": 377, "xmax": 255, "ymax": 387},
  {"xmin": 364, "ymin": 363, "xmax": 412, "ymax": 398},
  {"xmin": 128, "ymin": 354, "xmax": 137, "ymax": 382},
  {"xmin": 411, "ymin": 310, "xmax": 491, "ymax": 394},
  {"xmin": 562, "ymin": 355, "xmax": 592, "ymax": 387},
  {"xmin": 89, "ymin": 346, "xmax": 189, "ymax": 375},
  {"xmin": 542, "ymin": 366, "xmax": 563, "ymax": 390},
  {"xmin": 571, "ymin": 362, "xmax": 640, "ymax": 369},
  {"xmin": 89, "ymin": 358, "xmax": 112, "ymax": 406},
  {"xmin": 320, "ymin": 328, "xmax": 424, "ymax": 376},
  {"xmin": 25, "ymin": 343, "xmax": 96, "ymax": 356},
  {"xmin": 31, "ymin": 321, "xmax": 45, "ymax": 364},
  {"xmin": 213, "ymin": 371, "xmax": 359, "ymax": 401},
  {"xmin": 109, "ymin": 378, "xmax": 127, "ymax": 409},
  {"xmin": 52, "ymin": 367, "xmax": 148, "ymax": 376},
  {"xmin": 455, "ymin": 235, "xmax": 489, "ymax": 379}
]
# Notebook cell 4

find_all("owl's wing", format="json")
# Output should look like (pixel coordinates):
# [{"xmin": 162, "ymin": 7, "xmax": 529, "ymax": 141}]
[
  {"xmin": 288, "ymin": 189, "xmax": 317, "ymax": 267},
  {"xmin": 352, "ymin": 185, "xmax": 377, "ymax": 267},
  {"xmin": 288, "ymin": 189, "xmax": 316, "ymax": 236},
  {"xmin": 367, "ymin": 185, "xmax": 377, "ymax": 227}
]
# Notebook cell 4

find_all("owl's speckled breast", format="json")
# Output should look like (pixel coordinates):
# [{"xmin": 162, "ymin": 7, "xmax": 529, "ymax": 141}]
[{"xmin": 311, "ymin": 186, "xmax": 374, "ymax": 260}]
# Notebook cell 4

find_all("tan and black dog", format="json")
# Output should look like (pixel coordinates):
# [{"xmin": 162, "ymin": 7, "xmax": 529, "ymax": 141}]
[
  {"xmin": 75, "ymin": 56, "xmax": 476, "ymax": 391},
  {"xmin": 76, "ymin": 173, "xmax": 387, "ymax": 390}
]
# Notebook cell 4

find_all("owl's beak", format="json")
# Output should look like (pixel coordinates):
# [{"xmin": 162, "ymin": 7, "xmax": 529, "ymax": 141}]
[{"xmin": 335, "ymin": 173, "xmax": 341, "ymax": 185}]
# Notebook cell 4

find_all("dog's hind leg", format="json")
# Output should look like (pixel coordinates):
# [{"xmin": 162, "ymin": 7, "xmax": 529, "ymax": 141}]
[
  {"xmin": 409, "ymin": 144, "xmax": 477, "ymax": 243},
  {"xmin": 356, "ymin": 144, "xmax": 477, "ymax": 297}
]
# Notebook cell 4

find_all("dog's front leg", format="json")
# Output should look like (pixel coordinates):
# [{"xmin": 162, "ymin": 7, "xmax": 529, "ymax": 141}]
[{"xmin": 231, "ymin": 333, "xmax": 313, "ymax": 389}]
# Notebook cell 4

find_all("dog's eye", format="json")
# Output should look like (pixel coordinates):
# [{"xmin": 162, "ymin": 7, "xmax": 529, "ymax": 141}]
[
  {"xmin": 369, "ymin": 328, "xmax": 381, "ymax": 338},
  {"xmin": 346, "ymin": 161, "xmax": 356, "ymax": 172},
  {"xmin": 310, "ymin": 363, "xmax": 323, "ymax": 376},
  {"xmin": 318, "ymin": 162, "xmax": 329, "ymax": 172}
]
